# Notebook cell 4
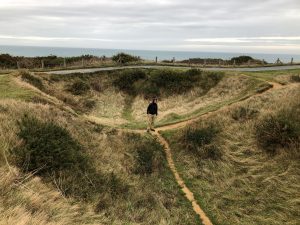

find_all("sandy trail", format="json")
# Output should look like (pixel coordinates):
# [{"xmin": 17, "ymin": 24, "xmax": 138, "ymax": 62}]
[{"xmin": 154, "ymin": 131, "xmax": 213, "ymax": 225}]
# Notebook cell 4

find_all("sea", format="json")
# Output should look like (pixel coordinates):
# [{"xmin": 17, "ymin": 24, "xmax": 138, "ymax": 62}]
[{"xmin": 1, "ymin": 45, "xmax": 300, "ymax": 64}]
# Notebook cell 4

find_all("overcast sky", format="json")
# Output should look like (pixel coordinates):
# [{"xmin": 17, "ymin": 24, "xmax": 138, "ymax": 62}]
[{"xmin": 0, "ymin": 0, "xmax": 300, "ymax": 53}]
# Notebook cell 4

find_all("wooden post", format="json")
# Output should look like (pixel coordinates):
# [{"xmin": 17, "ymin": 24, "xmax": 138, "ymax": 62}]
[
  {"xmin": 41, "ymin": 60, "xmax": 44, "ymax": 69},
  {"xmin": 155, "ymin": 56, "xmax": 158, "ymax": 64},
  {"xmin": 291, "ymin": 57, "xmax": 294, "ymax": 65},
  {"xmin": 233, "ymin": 59, "xmax": 236, "ymax": 67},
  {"xmin": 248, "ymin": 60, "xmax": 251, "ymax": 67},
  {"xmin": 17, "ymin": 61, "xmax": 20, "ymax": 69},
  {"xmin": 64, "ymin": 58, "xmax": 66, "ymax": 68},
  {"xmin": 172, "ymin": 57, "xmax": 175, "ymax": 65},
  {"xmin": 82, "ymin": 58, "xmax": 84, "ymax": 67},
  {"xmin": 219, "ymin": 60, "xmax": 221, "ymax": 67},
  {"xmin": 188, "ymin": 58, "xmax": 191, "ymax": 67},
  {"xmin": 262, "ymin": 59, "xmax": 265, "ymax": 66},
  {"xmin": 203, "ymin": 59, "xmax": 206, "ymax": 68}
]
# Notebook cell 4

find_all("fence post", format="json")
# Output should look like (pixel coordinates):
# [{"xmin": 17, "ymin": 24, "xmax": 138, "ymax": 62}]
[
  {"xmin": 233, "ymin": 59, "xmax": 236, "ymax": 67},
  {"xmin": 17, "ymin": 61, "xmax": 20, "ymax": 69},
  {"xmin": 172, "ymin": 57, "xmax": 175, "ymax": 65},
  {"xmin": 219, "ymin": 59, "xmax": 221, "ymax": 67},
  {"xmin": 155, "ymin": 56, "xmax": 158, "ymax": 64},
  {"xmin": 291, "ymin": 57, "xmax": 294, "ymax": 65},
  {"xmin": 82, "ymin": 58, "xmax": 84, "ymax": 67},
  {"xmin": 188, "ymin": 58, "xmax": 191, "ymax": 67},
  {"xmin": 41, "ymin": 60, "xmax": 44, "ymax": 69},
  {"xmin": 64, "ymin": 58, "xmax": 66, "ymax": 68},
  {"xmin": 203, "ymin": 59, "xmax": 206, "ymax": 68}
]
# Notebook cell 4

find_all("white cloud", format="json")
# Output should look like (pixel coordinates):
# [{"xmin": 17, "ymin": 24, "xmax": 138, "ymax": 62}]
[{"xmin": 0, "ymin": 0, "xmax": 300, "ymax": 53}]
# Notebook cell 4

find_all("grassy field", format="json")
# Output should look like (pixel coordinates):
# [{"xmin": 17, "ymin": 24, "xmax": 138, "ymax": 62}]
[
  {"xmin": 0, "ymin": 67, "xmax": 299, "ymax": 224},
  {"xmin": 161, "ymin": 83, "xmax": 300, "ymax": 225}
]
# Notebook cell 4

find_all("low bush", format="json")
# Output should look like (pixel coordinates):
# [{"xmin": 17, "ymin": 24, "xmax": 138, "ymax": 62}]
[
  {"xmin": 132, "ymin": 137, "xmax": 164, "ymax": 175},
  {"xmin": 113, "ymin": 69, "xmax": 146, "ymax": 95},
  {"xmin": 181, "ymin": 124, "xmax": 222, "ymax": 160},
  {"xmin": 290, "ymin": 75, "xmax": 300, "ymax": 82},
  {"xmin": 83, "ymin": 99, "xmax": 96, "ymax": 109},
  {"xmin": 11, "ymin": 114, "xmax": 114, "ymax": 201},
  {"xmin": 231, "ymin": 105, "xmax": 258, "ymax": 121},
  {"xmin": 68, "ymin": 79, "xmax": 90, "ymax": 95},
  {"xmin": 113, "ymin": 68, "xmax": 223, "ymax": 98},
  {"xmin": 13, "ymin": 114, "xmax": 89, "ymax": 175},
  {"xmin": 20, "ymin": 71, "xmax": 44, "ymax": 90},
  {"xmin": 112, "ymin": 53, "xmax": 140, "ymax": 64},
  {"xmin": 256, "ymin": 109, "xmax": 300, "ymax": 154}
]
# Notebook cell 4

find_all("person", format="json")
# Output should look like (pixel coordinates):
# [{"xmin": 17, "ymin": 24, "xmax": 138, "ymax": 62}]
[{"xmin": 147, "ymin": 98, "xmax": 158, "ymax": 132}]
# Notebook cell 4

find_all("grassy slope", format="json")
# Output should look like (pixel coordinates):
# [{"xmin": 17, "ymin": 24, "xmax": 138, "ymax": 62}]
[
  {"xmin": 0, "ymin": 74, "xmax": 36, "ymax": 100},
  {"xmin": 161, "ymin": 84, "xmax": 300, "ymax": 225},
  {"xmin": 0, "ymin": 73, "xmax": 199, "ymax": 225}
]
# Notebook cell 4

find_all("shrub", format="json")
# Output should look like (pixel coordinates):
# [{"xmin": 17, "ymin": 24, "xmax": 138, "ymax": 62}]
[
  {"xmin": 20, "ymin": 71, "xmax": 44, "ymax": 90},
  {"xmin": 68, "ymin": 79, "xmax": 90, "ymax": 95},
  {"xmin": 12, "ymin": 114, "xmax": 108, "ymax": 201},
  {"xmin": 231, "ymin": 105, "xmax": 258, "ymax": 121},
  {"xmin": 290, "ymin": 75, "xmax": 300, "ymax": 82},
  {"xmin": 230, "ymin": 55, "xmax": 253, "ymax": 64},
  {"xmin": 83, "ymin": 99, "xmax": 96, "ymax": 109},
  {"xmin": 113, "ymin": 69, "xmax": 146, "ymax": 95},
  {"xmin": 112, "ymin": 53, "xmax": 140, "ymax": 64},
  {"xmin": 182, "ymin": 124, "xmax": 221, "ymax": 160},
  {"xmin": 256, "ymin": 110, "xmax": 300, "ymax": 154},
  {"xmin": 13, "ymin": 114, "xmax": 89, "ymax": 175},
  {"xmin": 133, "ymin": 138, "xmax": 164, "ymax": 175}
]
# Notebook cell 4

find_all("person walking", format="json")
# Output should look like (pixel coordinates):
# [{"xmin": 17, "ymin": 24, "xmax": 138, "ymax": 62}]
[{"xmin": 147, "ymin": 98, "xmax": 158, "ymax": 132}]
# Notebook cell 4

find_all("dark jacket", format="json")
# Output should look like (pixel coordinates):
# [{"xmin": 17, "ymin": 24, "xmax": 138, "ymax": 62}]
[{"xmin": 147, "ymin": 102, "xmax": 158, "ymax": 115}]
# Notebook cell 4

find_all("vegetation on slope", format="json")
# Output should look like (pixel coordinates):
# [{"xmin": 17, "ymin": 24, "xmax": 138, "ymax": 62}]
[
  {"xmin": 0, "ymin": 92, "xmax": 199, "ymax": 224},
  {"xmin": 161, "ymin": 86, "xmax": 300, "ymax": 225}
]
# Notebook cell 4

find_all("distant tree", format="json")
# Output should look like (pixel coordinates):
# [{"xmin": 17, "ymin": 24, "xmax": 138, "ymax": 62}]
[
  {"xmin": 230, "ymin": 56, "xmax": 254, "ymax": 64},
  {"xmin": 112, "ymin": 53, "xmax": 140, "ymax": 64}
]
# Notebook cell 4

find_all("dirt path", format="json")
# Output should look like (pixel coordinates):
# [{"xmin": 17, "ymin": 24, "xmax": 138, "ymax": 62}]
[{"xmin": 154, "ymin": 131, "xmax": 213, "ymax": 225}]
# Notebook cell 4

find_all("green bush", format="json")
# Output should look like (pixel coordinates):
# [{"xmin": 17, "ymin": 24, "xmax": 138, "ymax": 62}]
[
  {"xmin": 112, "ymin": 53, "xmax": 140, "ymax": 64},
  {"xmin": 20, "ymin": 71, "xmax": 44, "ymax": 90},
  {"xmin": 112, "ymin": 68, "xmax": 223, "ymax": 98},
  {"xmin": 133, "ymin": 137, "xmax": 164, "ymax": 175},
  {"xmin": 68, "ymin": 79, "xmax": 90, "ymax": 95},
  {"xmin": 182, "ymin": 124, "xmax": 222, "ymax": 160},
  {"xmin": 12, "ymin": 114, "xmax": 110, "ymax": 201},
  {"xmin": 113, "ymin": 69, "xmax": 146, "ymax": 95},
  {"xmin": 256, "ymin": 110, "xmax": 300, "ymax": 154},
  {"xmin": 13, "ymin": 114, "xmax": 88, "ymax": 175}
]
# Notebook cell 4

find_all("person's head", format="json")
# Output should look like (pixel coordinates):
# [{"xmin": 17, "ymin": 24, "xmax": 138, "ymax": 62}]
[{"xmin": 152, "ymin": 97, "xmax": 157, "ymax": 103}]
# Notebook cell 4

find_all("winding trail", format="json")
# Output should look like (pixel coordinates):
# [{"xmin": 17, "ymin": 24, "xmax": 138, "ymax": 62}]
[
  {"xmin": 130, "ymin": 80, "xmax": 287, "ymax": 225},
  {"xmin": 85, "ymin": 76, "xmax": 294, "ymax": 224}
]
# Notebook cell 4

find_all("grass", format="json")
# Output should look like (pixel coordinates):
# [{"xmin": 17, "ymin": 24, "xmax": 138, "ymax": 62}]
[
  {"xmin": 242, "ymin": 68, "xmax": 300, "ymax": 84},
  {"xmin": 0, "ymin": 97, "xmax": 201, "ymax": 224},
  {"xmin": 0, "ymin": 74, "xmax": 36, "ymax": 100},
  {"xmin": 161, "ymin": 84, "xmax": 300, "ymax": 225}
]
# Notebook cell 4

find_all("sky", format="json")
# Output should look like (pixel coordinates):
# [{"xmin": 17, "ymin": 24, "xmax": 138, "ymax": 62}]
[{"xmin": 0, "ymin": 0, "xmax": 300, "ymax": 53}]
